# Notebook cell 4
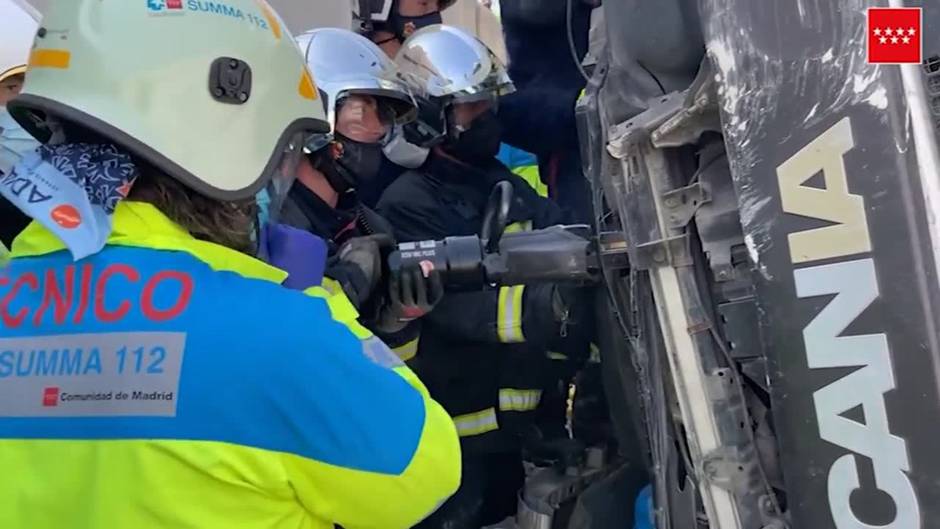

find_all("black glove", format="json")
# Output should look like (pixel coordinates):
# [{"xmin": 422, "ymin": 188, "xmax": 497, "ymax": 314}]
[
  {"xmin": 328, "ymin": 234, "xmax": 395, "ymax": 309},
  {"xmin": 374, "ymin": 267, "xmax": 445, "ymax": 333}
]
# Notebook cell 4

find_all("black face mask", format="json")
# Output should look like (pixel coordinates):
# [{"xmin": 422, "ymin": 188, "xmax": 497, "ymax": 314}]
[
  {"xmin": 325, "ymin": 136, "xmax": 385, "ymax": 194},
  {"xmin": 390, "ymin": 10, "xmax": 442, "ymax": 40},
  {"xmin": 445, "ymin": 110, "xmax": 503, "ymax": 165}
]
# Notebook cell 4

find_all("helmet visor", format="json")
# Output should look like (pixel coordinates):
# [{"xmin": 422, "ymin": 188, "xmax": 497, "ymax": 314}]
[
  {"xmin": 334, "ymin": 94, "xmax": 395, "ymax": 144},
  {"xmin": 263, "ymin": 130, "xmax": 326, "ymax": 225}
]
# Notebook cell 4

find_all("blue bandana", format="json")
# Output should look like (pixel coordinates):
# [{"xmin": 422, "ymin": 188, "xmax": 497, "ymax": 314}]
[{"xmin": 0, "ymin": 143, "xmax": 138, "ymax": 260}]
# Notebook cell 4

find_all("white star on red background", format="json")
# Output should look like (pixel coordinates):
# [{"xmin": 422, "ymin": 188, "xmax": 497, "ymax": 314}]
[{"xmin": 872, "ymin": 26, "xmax": 917, "ymax": 45}]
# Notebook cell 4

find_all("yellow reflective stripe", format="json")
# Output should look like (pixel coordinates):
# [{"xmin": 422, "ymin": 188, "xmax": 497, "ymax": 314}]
[
  {"xmin": 453, "ymin": 408, "xmax": 499, "ymax": 437},
  {"xmin": 29, "ymin": 49, "xmax": 71, "ymax": 69},
  {"xmin": 498, "ymin": 389, "xmax": 542, "ymax": 412},
  {"xmin": 12, "ymin": 202, "xmax": 289, "ymax": 284},
  {"xmin": 503, "ymin": 220, "xmax": 533, "ymax": 234},
  {"xmin": 497, "ymin": 285, "xmax": 526, "ymax": 343},
  {"xmin": 304, "ymin": 280, "xmax": 372, "ymax": 340},
  {"xmin": 394, "ymin": 337, "xmax": 420, "ymax": 362},
  {"xmin": 547, "ymin": 351, "xmax": 569, "ymax": 361},
  {"xmin": 317, "ymin": 278, "xmax": 362, "ymax": 319}
]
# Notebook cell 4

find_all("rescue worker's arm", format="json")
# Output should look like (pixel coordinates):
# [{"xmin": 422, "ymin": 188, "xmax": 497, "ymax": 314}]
[
  {"xmin": 285, "ymin": 289, "xmax": 460, "ymax": 528},
  {"xmin": 375, "ymin": 320, "xmax": 422, "ymax": 362},
  {"xmin": 498, "ymin": 85, "xmax": 582, "ymax": 156},
  {"xmin": 499, "ymin": 170, "xmax": 570, "ymax": 228},
  {"xmin": 375, "ymin": 194, "xmax": 452, "ymax": 245},
  {"xmin": 367, "ymin": 267, "xmax": 441, "ymax": 362},
  {"xmin": 422, "ymin": 284, "xmax": 570, "ymax": 351}
]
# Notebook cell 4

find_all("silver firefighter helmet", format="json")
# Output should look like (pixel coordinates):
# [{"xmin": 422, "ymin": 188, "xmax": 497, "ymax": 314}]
[
  {"xmin": 295, "ymin": 27, "xmax": 417, "ymax": 151},
  {"xmin": 394, "ymin": 24, "xmax": 514, "ymax": 147}
]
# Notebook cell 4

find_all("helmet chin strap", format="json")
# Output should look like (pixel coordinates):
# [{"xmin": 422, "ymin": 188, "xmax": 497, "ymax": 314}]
[
  {"xmin": 373, "ymin": 34, "xmax": 399, "ymax": 46},
  {"xmin": 309, "ymin": 144, "xmax": 353, "ymax": 196}
]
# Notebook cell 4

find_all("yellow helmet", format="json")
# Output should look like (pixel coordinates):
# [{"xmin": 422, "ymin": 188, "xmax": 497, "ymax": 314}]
[{"xmin": 9, "ymin": 0, "xmax": 329, "ymax": 201}]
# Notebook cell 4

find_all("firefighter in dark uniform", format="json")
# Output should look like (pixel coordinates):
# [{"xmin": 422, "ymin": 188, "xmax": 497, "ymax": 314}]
[
  {"xmin": 279, "ymin": 28, "xmax": 441, "ymax": 358},
  {"xmin": 377, "ymin": 25, "xmax": 590, "ymax": 528}
]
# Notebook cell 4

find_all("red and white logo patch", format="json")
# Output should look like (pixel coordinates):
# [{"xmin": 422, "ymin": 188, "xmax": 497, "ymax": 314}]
[
  {"xmin": 868, "ymin": 7, "xmax": 923, "ymax": 64},
  {"xmin": 42, "ymin": 387, "xmax": 59, "ymax": 407},
  {"xmin": 50, "ymin": 204, "xmax": 82, "ymax": 230}
]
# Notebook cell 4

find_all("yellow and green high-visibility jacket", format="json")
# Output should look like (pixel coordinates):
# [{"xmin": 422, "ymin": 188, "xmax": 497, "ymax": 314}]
[
  {"xmin": 497, "ymin": 143, "xmax": 549, "ymax": 198},
  {"xmin": 0, "ymin": 201, "xmax": 460, "ymax": 529}
]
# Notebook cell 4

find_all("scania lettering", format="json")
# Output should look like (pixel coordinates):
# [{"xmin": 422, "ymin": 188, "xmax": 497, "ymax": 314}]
[{"xmin": 777, "ymin": 116, "xmax": 919, "ymax": 528}]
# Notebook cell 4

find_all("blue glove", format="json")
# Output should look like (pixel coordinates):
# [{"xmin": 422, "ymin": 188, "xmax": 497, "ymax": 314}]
[{"xmin": 257, "ymin": 223, "xmax": 327, "ymax": 291}]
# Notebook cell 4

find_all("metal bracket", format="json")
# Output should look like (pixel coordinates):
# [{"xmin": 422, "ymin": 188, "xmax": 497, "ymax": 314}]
[
  {"xmin": 662, "ymin": 182, "xmax": 710, "ymax": 229},
  {"xmin": 704, "ymin": 367, "xmax": 737, "ymax": 401},
  {"xmin": 607, "ymin": 91, "xmax": 687, "ymax": 160},
  {"xmin": 633, "ymin": 234, "xmax": 692, "ymax": 270},
  {"xmin": 597, "ymin": 231, "xmax": 630, "ymax": 270},
  {"xmin": 651, "ymin": 90, "xmax": 721, "ymax": 148},
  {"xmin": 758, "ymin": 495, "xmax": 790, "ymax": 529},
  {"xmin": 701, "ymin": 446, "xmax": 751, "ymax": 494},
  {"xmin": 922, "ymin": 55, "xmax": 940, "ymax": 134},
  {"xmin": 717, "ymin": 298, "xmax": 762, "ymax": 359},
  {"xmin": 651, "ymin": 59, "xmax": 723, "ymax": 148}
]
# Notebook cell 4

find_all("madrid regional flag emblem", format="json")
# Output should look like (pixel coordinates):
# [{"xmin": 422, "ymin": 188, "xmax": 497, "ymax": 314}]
[{"xmin": 868, "ymin": 7, "xmax": 923, "ymax": 64}]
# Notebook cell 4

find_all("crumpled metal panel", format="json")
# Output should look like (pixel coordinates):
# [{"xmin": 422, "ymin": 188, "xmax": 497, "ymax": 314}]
[
  {"xmin": 702, "ymin": 0, "xmax": 940, "ymax": 527},
  {"xmin": 599, "ymin": 0, "xmax": 705, "ymax": 124}
]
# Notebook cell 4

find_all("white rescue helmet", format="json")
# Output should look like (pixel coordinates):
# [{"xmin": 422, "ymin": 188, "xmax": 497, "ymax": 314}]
[
  {"xmin": 8, "ymin": 0, "xmax": 330, "ymax": 202},
  {"xmin": 0, "ymin": 0, "xmax": 40, "ymax": 85},
  {"xmin": 295, "ymin": 27, "xmax": 416, "ymax": 148}
]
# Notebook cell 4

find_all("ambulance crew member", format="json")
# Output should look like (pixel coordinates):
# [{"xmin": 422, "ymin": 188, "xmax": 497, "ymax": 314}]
[{"xmin": 0, "ymin": 2, "xmax": 459, "ymax": 528}]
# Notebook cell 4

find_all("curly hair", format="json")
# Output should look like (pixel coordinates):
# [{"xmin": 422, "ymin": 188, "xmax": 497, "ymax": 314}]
[{"xmin": 128, "ymin": 162, "xmax": 257, "ymax": 254}]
